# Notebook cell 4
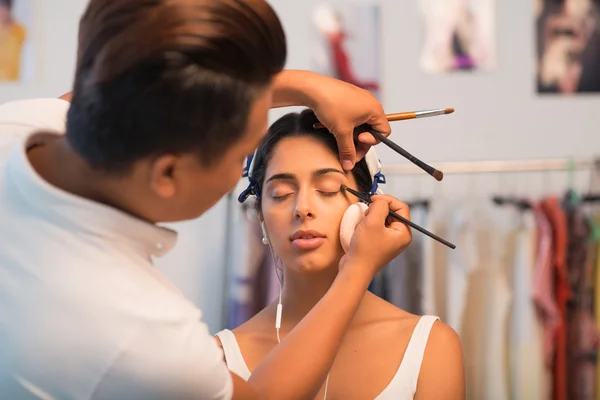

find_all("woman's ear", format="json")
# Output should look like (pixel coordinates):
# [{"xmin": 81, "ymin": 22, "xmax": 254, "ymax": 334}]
[{"xmin": 255, "ymin": 200, "xmax": 264, "ymax": 223}]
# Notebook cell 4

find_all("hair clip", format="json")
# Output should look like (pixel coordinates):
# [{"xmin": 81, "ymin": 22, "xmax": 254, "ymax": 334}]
[
  {"xmin": 363, "ymin": 147, "xmax": 386, "ymax": 195},
  {"xmin": 239, "ymin": 153, "xmax": 258, "ymax": 203},
  {"xmin": 370, "ymin": 172, "xmax": 386, "ymax": 196}
]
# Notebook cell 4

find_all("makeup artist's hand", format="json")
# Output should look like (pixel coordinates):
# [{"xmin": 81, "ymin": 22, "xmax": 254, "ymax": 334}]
[
  {"xmin": 272, "ymin": 70, "xmax": 390, "ymax": 171},
  {"xmin": 341, "ymin": 195, "xmax": 412, "ymax": 279},
  {"xmin": 311, "ymin": 79, "xmax": 390, "ymax": 171}
]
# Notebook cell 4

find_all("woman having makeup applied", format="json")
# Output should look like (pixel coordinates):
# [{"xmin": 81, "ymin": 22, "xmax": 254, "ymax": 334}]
[{"xmin": 216, "ymin": 109, "xmax": 465, "ymax": 400}]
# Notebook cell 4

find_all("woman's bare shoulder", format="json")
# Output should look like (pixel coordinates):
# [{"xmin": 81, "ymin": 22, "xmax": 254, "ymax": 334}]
[{"xmin": 358, "ymin": 292, "xmax": 422, "ymax": 328}]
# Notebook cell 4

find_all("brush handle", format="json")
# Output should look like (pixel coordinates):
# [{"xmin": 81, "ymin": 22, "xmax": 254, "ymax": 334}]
[
  {"xmin": 366, "ymin": 128, "xmax": 442, "ymax": 181},
  {"xmin": 388, "ymin": 209, "xmax": 456, "ymax": 249},
  {"xmin": 313, "ymin": 108, "xmax": 454, "ymax": 129},
  {"xmin": 341, "ymin": 185, "xmax": 456, "ymax": 249}
]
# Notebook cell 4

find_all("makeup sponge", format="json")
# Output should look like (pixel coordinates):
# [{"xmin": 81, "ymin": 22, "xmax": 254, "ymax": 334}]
[{"xmin": 339, "ymin": 202, "xmax": 369, "ymax": 254}]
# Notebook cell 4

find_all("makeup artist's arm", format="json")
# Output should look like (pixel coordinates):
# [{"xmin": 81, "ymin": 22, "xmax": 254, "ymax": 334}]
[
  {"xmin": 234, "ymin": 195, "xmax": 412, "ymax": 400},
  {"xmin": 271, "ymin": 70, "xmax": 391, "ymax": 170}
]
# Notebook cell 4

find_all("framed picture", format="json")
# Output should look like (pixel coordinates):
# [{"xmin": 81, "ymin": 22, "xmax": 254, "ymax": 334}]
[
  {"xmin": 0, "ymin": 0, "xmax": 32, "ymax": 83},
  {"xmin": 418, "ymin": 0, "xmax": 496, "ymax": 74},
  {"xmin": 311, "ymin": 2, "xmax": 381, "ymax": 98},
  {"xmin": 536, "ymin": 0, "xmax": 600, "ymax": 94}
]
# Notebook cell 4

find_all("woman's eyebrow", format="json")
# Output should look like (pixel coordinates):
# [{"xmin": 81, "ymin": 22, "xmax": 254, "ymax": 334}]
[
  {"xmin": 265, "ymin": 173, "xmax": 296, "ymax": 185},
  {"xmin": 314, "ymin": 168, "xmax": 346, "ymax": 177}
]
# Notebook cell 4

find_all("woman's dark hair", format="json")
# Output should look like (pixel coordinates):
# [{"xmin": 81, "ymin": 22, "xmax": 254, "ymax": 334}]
[
  {"xmin": 250, "ymin": 109, "xmax": 372, "ymax": 212},
  {"xmin": 66, "ymin": 0, "xmax": 286, "ymax": 174},
  {"xmin": 0, "ymin": 0, "xmax": 12, "ymax": 8}
]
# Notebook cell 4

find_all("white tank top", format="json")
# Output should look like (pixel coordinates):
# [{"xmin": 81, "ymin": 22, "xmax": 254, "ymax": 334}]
[{"xmin": 216, "ymin": 315, "xmax": 439, "ymax": 399}]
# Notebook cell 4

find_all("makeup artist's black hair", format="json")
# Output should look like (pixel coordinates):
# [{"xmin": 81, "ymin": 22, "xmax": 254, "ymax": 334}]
[
  {"xmin": 66, "ymin": 0, "xmax": 286, "ymax": 174},
  {"xmin": 250, "ymin": 109, "xmax": 373, "ymax": 213},
  {"xmin": 0, "ymin": 0, "xmax": 12, "ymax": 8}
]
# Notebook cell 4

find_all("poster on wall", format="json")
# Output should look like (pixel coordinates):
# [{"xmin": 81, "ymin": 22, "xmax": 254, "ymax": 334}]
[
  {"xmin": 311, "ymin": 2, "xmax": 381, "ymax": 99},
  {"xmin": 418, "ymin": 0, "xmax": 496, "ymax": 74},
  {"xmin": 536, "ymin": 0, "xmax": 600, "ymax": 94},
  {"xmin": 0, "ymin": 0, "xmax": 32, "ymax": 83}
]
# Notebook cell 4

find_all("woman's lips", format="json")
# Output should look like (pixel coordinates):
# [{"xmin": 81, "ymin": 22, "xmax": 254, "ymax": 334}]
[
  {"xmin": 290, "ymin": 230, "xmax": 326, "ymax": 250},
  {"xmin": 291, "ymin": 237, "xmax": 326, "ymax": 250}
]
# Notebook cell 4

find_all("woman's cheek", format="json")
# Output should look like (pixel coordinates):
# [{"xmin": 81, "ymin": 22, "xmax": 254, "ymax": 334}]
[{"xmin": 263, "ymin": 213, "xmax": 289, "ymax": 249}]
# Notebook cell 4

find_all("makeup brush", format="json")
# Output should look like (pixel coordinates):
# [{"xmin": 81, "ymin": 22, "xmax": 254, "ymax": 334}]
[
  {"xmin": 313, "ymin": 108, "xmax": 454, "ymax": 129},
  {"xmin": 313, "ymin": 108, "xmax": 452, "ymax": 181},
  {"xmin": 341, "ymin": 185, "xmax": 456, "ymax": 249},
  {"xmin": 364, "ymin": 126, "xmax": 444, "ymax": 181}
]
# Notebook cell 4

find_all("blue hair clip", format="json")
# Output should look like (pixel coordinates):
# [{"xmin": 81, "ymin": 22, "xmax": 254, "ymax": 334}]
[
  {"xmin": 241, "ymin": 153, "xmax": 253, "ymax": 179},
  {"xmin": 238, "ymin": 153, "xmax": 258, "ymax": 203},
  {"xmin": 370, "ymin": 171, "xmax": 386, "ymax": 196}
]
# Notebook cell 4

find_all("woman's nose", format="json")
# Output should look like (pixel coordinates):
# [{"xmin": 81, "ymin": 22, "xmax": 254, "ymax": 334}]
[{"xmin": 294, "ymin": 190, "xmax": 315, "ymax": 220}]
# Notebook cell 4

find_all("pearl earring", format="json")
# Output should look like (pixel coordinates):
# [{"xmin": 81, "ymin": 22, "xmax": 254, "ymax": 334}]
[{"xmin": 260, "ymin": 222, "xmax": 269, "ymax": 245}]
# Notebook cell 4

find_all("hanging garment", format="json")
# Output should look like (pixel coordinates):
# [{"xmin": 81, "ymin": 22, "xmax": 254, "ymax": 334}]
[
  {"xmin": 508, "ymin": 209, "xmax": 547, "ymax": 400},
  {"xmin": 456, "ymin": 199, "xmax": 515, "ymax": 400},
  {"xmin": 444, "ymin": 205, "xmax": 470, "ymax": 332},
  {"xmin": 387, "ymin": 204, "xmax": 428, "ymax": 314},
  {"xmin": 421, "ymin": 199, "xmax": 451, "ymax": 319},
  {"xmin": 531, "ymin": 203, "xmax": 556, "ymax": 398},
  {"xmin": 541, "ymin": 196, "xmax": 571, "ymax": 400},
  {"xmin": 420, "ymin": 204, "xmax": 436, "ymax": 317},
  {"xmin": 226, "ymin": 208, "xmax": 268, "ymax": 329},
  {"xmin": 532, "ymin": 203, "xmax": 560, "ymax": 371},
  {"xmin": 594, "ymin": 216, "xmax": 600, "ymax": 400},
  {"xmin": 564, "ymin": 198, "xmax": 598, "ymax": 400}
]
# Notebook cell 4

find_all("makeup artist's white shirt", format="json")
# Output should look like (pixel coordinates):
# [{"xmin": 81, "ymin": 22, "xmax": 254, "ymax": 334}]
[{"xmin": 0, "ymin": 99, "xmax": 232, "ymax": 400}]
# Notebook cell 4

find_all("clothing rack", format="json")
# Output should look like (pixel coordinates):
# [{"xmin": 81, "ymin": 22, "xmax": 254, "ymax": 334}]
[{"xmin": 383, "ymin": 157, "xmax": 599, "ymax": 175}]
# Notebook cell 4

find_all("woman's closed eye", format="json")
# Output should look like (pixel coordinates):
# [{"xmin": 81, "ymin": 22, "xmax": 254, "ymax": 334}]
[
  {"xmin": 316, "ymin": 180, "xmax": 344, "ymax": 197},
  {"xmin": 318, "ymin": 190, "xmax": 340, "ymax": 197},
  {"xmin": 270, "ymin": 189, "xmax": 339, "ymax": 201},
  {"xmin": 271, "ymin": 191, "xmax": 294, "ymax": 201}
]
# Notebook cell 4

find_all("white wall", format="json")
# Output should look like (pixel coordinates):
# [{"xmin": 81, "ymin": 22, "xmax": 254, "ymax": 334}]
[
  {"xmin": 267, "ymin": 0, "xmax": 600, "ymax": 206},
  {"xmin": 269, "ymin": 0, "xmax": 600, "ymax": 166},
  {"xmin": 2, "ymin": 0, "xmax": 599, "ymax": 332}
]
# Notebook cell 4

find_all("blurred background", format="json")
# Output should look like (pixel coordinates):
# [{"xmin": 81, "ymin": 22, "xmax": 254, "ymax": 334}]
[{"xmin": 2, "ymin": 0, "xmax": 600, "ymax": 398}]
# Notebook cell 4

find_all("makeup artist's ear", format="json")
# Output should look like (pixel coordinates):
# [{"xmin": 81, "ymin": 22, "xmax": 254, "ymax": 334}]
[
  {"xmin": 58, "ymin": 91, "xmax": 72, "ymax": 102},
  {"xmin": 148, "ymin": 155, "xmax": 178, "ymax": 198}
]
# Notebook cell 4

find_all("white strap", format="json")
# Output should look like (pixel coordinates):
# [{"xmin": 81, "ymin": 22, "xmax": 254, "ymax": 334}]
[
  {"xmin": 215, "ymin": 330, "xmax": 252, "ymax": 380},
  {"xmin": 400, "ymin": 315, "xmax": 440, "ymax": 394}
]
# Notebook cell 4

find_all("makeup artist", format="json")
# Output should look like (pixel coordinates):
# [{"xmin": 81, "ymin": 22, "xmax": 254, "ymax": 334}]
[{"xmin": 0, "ymin": 1, "xmax": 412, "ymax": 400}]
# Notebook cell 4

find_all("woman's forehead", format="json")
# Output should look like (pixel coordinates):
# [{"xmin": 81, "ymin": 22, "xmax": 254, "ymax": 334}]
[{"xmin": 268, "ymin": 136, "xmax": 341, "ymax": 170}]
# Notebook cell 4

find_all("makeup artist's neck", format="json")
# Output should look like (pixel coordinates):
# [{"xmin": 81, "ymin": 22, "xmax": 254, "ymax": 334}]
[{"xmin": 280, "ymin": 265, "xmax": 341, "ymax": 324}]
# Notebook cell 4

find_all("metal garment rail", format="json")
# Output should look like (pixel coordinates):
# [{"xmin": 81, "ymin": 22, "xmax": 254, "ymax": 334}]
[{"xmin": 383, "ymin": 158, "xmax": 598, "ymax": 175}]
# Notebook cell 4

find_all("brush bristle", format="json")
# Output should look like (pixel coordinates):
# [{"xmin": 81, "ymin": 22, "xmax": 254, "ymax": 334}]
[
  {"xmin": 444, "ymin": 108, "xmax": 455, "ymax": 114},
  {"xmin": 432, "ymin": 170, "xmax": 444, "ymax": 181}
]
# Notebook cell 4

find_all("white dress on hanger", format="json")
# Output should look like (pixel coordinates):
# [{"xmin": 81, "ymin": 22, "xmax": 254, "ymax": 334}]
[
  {"xmin": 508, "ymin": 210, "xmax": 546, "ymax": 400},
  {"xmin": 457, "ymin": 199, "xmax": 515, "ymax": 400}
]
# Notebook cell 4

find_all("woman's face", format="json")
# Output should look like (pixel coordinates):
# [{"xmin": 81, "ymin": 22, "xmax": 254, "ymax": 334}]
[{"xmin": 260, "ymin": 135, "xmax": 360, "ymax": 273}]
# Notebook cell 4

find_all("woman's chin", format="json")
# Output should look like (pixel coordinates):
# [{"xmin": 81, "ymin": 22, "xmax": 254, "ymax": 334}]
[{"xmin": 291, "ymin": 254, "xmax": 339, "ymax": 274}]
